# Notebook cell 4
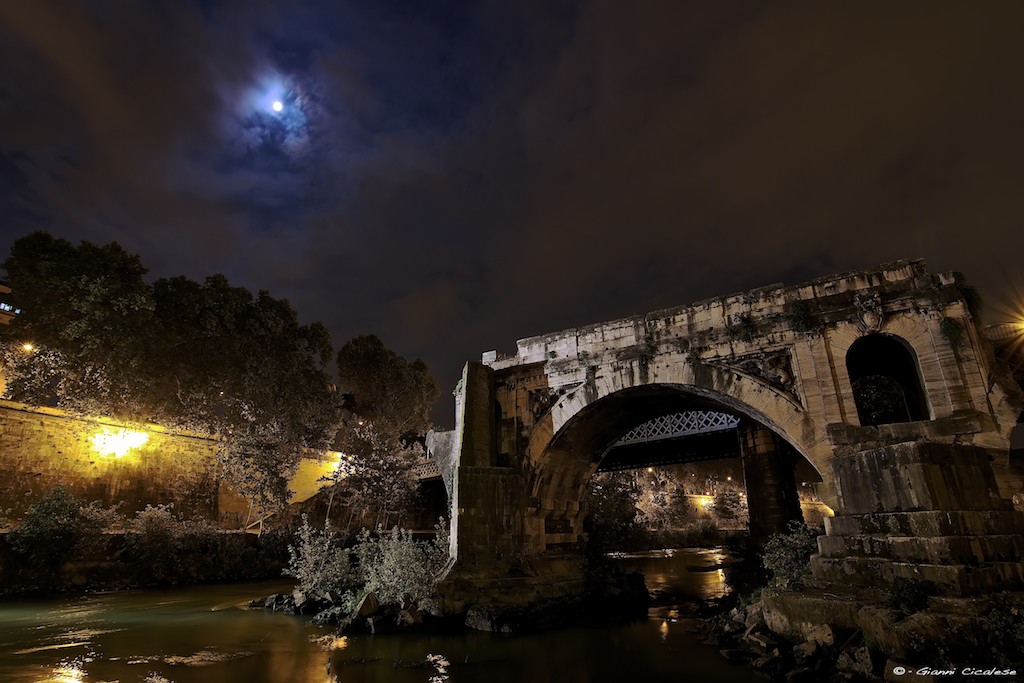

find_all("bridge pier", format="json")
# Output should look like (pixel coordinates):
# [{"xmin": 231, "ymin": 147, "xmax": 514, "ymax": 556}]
[
  {"xmin": 739, "ymin": 422, "xmax": 804, "ymax": 538},
  {"xmin": 811, "ymin": 442, "xmax": 1024, "ymax": 594}
]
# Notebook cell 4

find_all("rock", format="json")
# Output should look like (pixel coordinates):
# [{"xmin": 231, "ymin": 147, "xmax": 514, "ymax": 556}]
[
  {"xmin": 722, "ymin": 621, "xmax": 742, "ymax": 635},
  {"xmin": 397, "ymin": 608, "xmax": 423, "ymax": 627},
  {"xmin": 804, "ymin": 623, "xmax": 834, "ymax": 646},
  {"xmin": 729, "ymin": 607, "xmax": 745, "ymax": 624},
  {"xmin": 743, "ymin": 603, "xmax": 764, "ymax": 629},
  {"xmin": 751, "ymin": 656, "xmax": 773, "ymax": 669},
  {"xmin": 70, "ymin": 574, "xmax": 87, "ymax": 587},
  {"xmin": 353, "ymin": 592, "xmax": 380, "ymax": 619},
  {"xmin": 718, "ymin": 648, "xmax": 748, "ymax": 664},
  {"xmin": 310, "ymin": 607, "xmax": 340, "ymax": 625},
  {"xmin": 465, "ymin": 606, "xmax": 501, "ymax": 632},
  {"xmin": 742, "ymin": 630, "xmax": 777, "ymax": 655},
  {"xmin": 292, "ymin": 589, "xmax": 307, "ymax": 609},
  {"xmin": 792, "ymin": 640, "xmax": 818, "ymax": 663},
  {"xmin": 366, "ymin": 615, "xmax": 391, "ymax": 635},
  {"xmin": 785, "ymin": 667, "xmax": 815, "ymax": 683},
  {"xmin": 836, "ymin": 646, "xmax": 873, "ymax": 676}
]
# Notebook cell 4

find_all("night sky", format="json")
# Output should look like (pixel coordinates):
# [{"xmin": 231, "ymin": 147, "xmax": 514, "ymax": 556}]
[{"xmin": 2, "ymin": 2, "xmax": 1023, "ymax": 426}]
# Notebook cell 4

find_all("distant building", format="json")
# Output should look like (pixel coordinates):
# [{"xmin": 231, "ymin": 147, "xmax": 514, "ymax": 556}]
[{"xmin": 0, "ymin": 282, "xmax": 20, "ymax": 325}]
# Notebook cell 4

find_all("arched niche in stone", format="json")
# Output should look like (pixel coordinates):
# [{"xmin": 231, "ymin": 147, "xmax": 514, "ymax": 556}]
[{"xmin": 846, "ymin": 333, "xmax": 930, "ymax": 426}]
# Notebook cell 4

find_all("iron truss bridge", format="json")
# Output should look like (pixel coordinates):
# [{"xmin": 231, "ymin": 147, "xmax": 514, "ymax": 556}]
[
  {"xmin": 599, "ymin": 410, "xmax": 742, "ymax": 472},
  {"xmin": 614, "ymin": 410, "xmax": 740, "ymax": 446},
  {"xmin": 412, "ymin": 459, "xmax": 441, "ymax": 480}
]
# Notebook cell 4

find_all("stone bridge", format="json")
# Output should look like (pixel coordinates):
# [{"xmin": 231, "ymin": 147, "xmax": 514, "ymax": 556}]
[{"xmin": 431, "ymin": 260, "xmax": 1024, "ymax": 602}]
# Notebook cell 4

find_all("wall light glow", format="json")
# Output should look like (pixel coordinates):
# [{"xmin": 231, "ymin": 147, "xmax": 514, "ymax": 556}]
[{"xmin": 90, "ymin": 428, "xmax": 149, "ymax": 458}]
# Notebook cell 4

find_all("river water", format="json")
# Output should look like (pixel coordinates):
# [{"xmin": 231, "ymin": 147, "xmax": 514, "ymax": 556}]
[{"xmin": 0, "ymin": 548, "xmax": 762, "ymax": 683}]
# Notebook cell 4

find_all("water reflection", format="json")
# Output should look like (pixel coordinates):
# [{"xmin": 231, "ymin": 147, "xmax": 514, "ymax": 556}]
[
  {"xmin": 609, "ymin": 547, "xmax": 735, "ymax": 600},
  {"xmin": 1, "ymin": 552, "xmax": 761, "ymax": 683}
]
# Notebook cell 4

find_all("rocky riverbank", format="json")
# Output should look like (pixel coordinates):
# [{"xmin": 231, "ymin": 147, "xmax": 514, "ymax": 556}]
[
  {"xmin": 695, "ymin": 584, "xmax": 1024, "ymax": 682},
  {"xmin": 251, "ymin": 562, "xmax": 651, "ymax": 635}
]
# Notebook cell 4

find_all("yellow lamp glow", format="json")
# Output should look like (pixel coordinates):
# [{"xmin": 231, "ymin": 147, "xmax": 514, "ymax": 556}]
[
  {"xmin": 90, "ymin": 428, "xmax": 149, "ymax": 457},
  {"xmin": 21, "ymin": 342, "xmax": 34, "ymax": 352}
]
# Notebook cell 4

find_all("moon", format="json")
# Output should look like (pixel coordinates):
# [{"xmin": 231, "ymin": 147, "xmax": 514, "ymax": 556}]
[{"xmin": 272, "ymin": 100, "xmax": 283, "ymax": 112}]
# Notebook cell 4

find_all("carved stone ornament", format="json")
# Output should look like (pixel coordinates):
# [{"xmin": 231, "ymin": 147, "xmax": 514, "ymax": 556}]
[
  {"xmin": 528, "ymin": 388, "xmax": 557, "ymax": 420},
  {"xmin": 735, "ymin": 351, "xmax": 795, "ymax": 391},
  {"xmin": 708, "ymin": 349, "xmax": 801, "ymax": 405},
  {"xmin": 854, "ymin": 293, "xmax": 884, "ymax": 332}
]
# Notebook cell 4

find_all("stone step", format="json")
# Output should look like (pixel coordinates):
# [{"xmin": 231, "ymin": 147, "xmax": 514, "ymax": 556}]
[
  {"xmin": 817, "ymin": 533, "xmax": 1024, "ymax": 565},
  {"xmin": 825, "ymin": 509, "xmax": 1024, "ymax": 538},
  {"xmin": 830, "ymin": 443, "xmax": 1013, "ymax": 515},
  {"xmin": 810, "ymin": 555, "xmax": 1024, "ymax": 594}
]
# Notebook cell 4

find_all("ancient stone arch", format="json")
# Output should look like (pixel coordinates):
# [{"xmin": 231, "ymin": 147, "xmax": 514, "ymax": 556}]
[{"xmin": 431, "ymin": 260, "xmax": 1024, "ymax": 603}]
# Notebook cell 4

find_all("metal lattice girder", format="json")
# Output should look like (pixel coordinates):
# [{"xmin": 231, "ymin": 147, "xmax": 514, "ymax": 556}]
[
  {"xmin": 615, "ymin": 410, "xmax": 740, "ymax": 446},
  {"xmin": 412, "ymin": 459, "xmax": 441, "ymax": 480}
]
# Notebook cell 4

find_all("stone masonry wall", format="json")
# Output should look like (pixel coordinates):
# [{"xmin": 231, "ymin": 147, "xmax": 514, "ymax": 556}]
[{"xmin": 0, "ymin": 400, "xmax": 221, "ymax": 522}]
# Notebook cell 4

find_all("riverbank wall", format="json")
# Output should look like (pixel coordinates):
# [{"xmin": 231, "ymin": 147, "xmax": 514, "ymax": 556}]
[
  {"xmin": 0, "ymin": 399, "xmax": 339, "ymax": 528},
  {"xmin": 0, "ymin": 530, "xmax": 290, "ymax": 595}
]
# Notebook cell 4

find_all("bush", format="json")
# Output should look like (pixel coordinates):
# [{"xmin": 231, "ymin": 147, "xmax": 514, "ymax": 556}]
[
  {"xmin": 354, "ymin": 520, "xmax": 450, "ymax": 605},
  {"xmin": 981, "ymin": 593, "xmax": 1024, "ymax": 666},
  {"xmin": 886, "ymin": 578, "xmax": 938, "ymax": 613},
  {"xmin": 125, "ymin": 504, "xmax": 221, "ymax": 584},
  {"xmin": 284, "ymin": 514, "xmax": 357, "ymax": 595},
  {"xmin": 761, "ymin": 521, "xmax": 820, "ymax": 587},
  {"xmin": 8, "ymin": 487, "xmax": 86, "ymax": 568},
  {"xmin": 285, "ymin": 517, "xmax": 450, "ymax": 608}
]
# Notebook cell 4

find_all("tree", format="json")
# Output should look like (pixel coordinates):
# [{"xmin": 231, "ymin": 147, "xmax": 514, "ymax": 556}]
[
  {"xmin": 712, "ymin": 490, "xmax": 743, "ymax": 521},
  {"xmin": 328, "ymin": 335, "xmax": 440, "ymax": 528},
  {"xmin": 1, "ymin": 232, "xmax": 341, "ymax": 517},
  {"xmin": 336, "ymin": 334, "xmax": 439, "ymax": 441},
  {"xmin": 584, "ymin": 471, "xmax": 643, "ymax": 551},
  {"xmin": 1, "ymin": 232, "xmax": 155, "ymax": 417}
]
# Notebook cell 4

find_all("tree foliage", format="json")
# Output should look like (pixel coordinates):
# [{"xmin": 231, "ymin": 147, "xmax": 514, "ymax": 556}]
[
  {"xmin": 336, "ymin": 334, "xmax": 439, "ymax": 441},
  {"xmin": 761, "ymin": 521, "xmax": 821, "ymax": 587},
  {"xmin": 584, "ymin": 471, "xmax": 644, "ymax": 552},
  {"xmin": 1, "ymin": 232, "xmax": 341, "ymax": 514},
  {"xmin": 329, "ymin": 334, "xmax": 440, "ymax": 527},
  {"xmin": 328, "ymin": 423, "xmax": 422, "ymax": 530}
]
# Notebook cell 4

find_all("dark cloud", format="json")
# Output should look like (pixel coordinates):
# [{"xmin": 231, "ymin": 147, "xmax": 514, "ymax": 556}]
[{"xmin": 1, "ymin": 0, "xmax": 1023, "ymax": 426}]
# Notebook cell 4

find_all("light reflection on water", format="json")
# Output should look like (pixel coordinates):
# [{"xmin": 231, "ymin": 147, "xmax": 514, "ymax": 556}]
[
  {"xmin": 608, "ymin": 547, "xmax": 735, "ymax": 600},
  {"xmin": 1, "ymin": 550, "xmax": 760, "ymax": 683}
]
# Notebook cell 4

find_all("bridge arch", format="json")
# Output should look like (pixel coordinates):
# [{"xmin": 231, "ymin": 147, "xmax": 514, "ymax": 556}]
[
  {"xmin": 516, "ymin": 360, "xmax": 824, "ymax": 552},
  {"xmin": 526, "ymin": 357, "xmax": 819, "ymax": 472}
]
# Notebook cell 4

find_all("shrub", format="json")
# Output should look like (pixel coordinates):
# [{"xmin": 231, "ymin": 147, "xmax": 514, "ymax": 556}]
[
  {"xmin": 886, "ymin": 578, "xmax": 938, "ymax": 613},
  {"xmin": 761, "ymin": 521, "xmax": 820, "ymax": 586},
  {"xmin": 8, "ymin": 487, "xmax": 85, "ymax": 568},
  {"xmin": 74, "ymin": 500, "xmax": 124, "ymax": 558},
  {"xmin": 353, "ymin": 520, "xmax": 450, "ymax": 605},
  {"xmin": 125, "ymin": 504, "xmax": 181, "ymax": 583},
  {"xmin": 124, "ymin": 504, "xmax": 221, "ymax": 584},
  {"xmin": 284, "ymin": 514, "xmax": 357, "ymax": 595},
  {"xmin": 784, "ymin": 300, "xmax": 816, "ymax": 333},
  {"xmin": 285, "ymin": 517, "xmax": 450, "ymax": 607},
  {"xmin": 981, "ymin": 593, "xmax": 1024, "ymax": 666}
]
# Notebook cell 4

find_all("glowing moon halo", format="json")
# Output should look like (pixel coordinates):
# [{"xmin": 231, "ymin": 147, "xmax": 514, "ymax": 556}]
[{"xmin": 272, "ymin": 100, "xmax": 284, "ymax": 112}]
